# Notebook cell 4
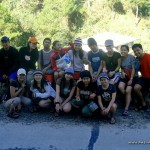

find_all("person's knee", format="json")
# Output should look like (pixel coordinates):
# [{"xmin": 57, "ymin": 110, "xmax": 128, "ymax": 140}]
[
  {"xmin": 24, "ymin": 99, "xmax": 32, "ymax": 106},
  {"xmin": 82, "ymin": 106, "xmax": 92, "ymax": 117},
  {"xmin": 39, "ymin": 101, "xmax": 46, "ymax": 108},
  {"xmin": 110, "ymin": 103, "xmax": 117, "ymax": 112},
  {"xmin": 63, "ymin": 103, "xmax": 71, "ymax": 113},
  {"xmin": 134, "ymin": 84, "xmax": 141, "ymax": 92},
  {"xmin": 125, "ymin": 88, "xmax": 132, "ymax": 95}
]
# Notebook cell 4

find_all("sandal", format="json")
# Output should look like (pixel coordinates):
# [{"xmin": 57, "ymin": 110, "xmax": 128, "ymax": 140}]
[
  {"xmin": 122, "ymin": 110, "xmax": 129, "ymax": 116},
  {"xmin": 7, "ymin": 112, "xmax": 19, "ymax": 119},
  {"xmin": 54, "ymin": 111, "xmax": 60, "ymax": 117},
  {"xmin": 110, "ymin": 118, "xmax": 116, "ymax": 124}
]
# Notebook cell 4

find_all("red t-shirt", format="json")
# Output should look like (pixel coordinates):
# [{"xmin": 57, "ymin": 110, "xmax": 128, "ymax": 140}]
[{"xmin": 139, "ymin": 53, "xmax": 150, "ymax": 78}]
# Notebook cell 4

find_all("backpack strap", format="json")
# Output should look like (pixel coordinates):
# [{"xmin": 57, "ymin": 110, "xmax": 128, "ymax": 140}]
[{"xmin": 40, "ymin": 50, "xmax": 44, "ymax": 68}]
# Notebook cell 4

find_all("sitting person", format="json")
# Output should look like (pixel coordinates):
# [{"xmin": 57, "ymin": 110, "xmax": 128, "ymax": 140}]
[
  {"xmin": 87, "ymin": 37, "xmax": 104, "ymax": 82},
  {"xmin": 118, "ymin": 45, "xmax": 139, "ymax": 116},
  {"xmin": 72, "ymin": 70, "xmax": 98, "ymax": 117},
  {"xmin": 132, "ymin": 44, "xmax": 150, "ymax": 110},
  {"xmin": 67, "ymin": 37, "xmax": 90, "ymax": 81},
  {"xmin": 30, "ymin": 70, "xmax": 56, "ymax": 111},
  {"xmin": 54, "ymin": 67, "xmax": 76, "ymax": 116},
  {"xmin": 4, "ymin": 68, "xmax": 31, "ymax": 118},
  {"xmin": 97, "ymin": 73, "xmax": 117, "ymax": 124},
  {"xmin": 102, "ymin": 39, "xmax": 121, "ymax": 85},
  {"xmin": 51, "ymin": 40, "xmax": 73, "ymax": 82}
]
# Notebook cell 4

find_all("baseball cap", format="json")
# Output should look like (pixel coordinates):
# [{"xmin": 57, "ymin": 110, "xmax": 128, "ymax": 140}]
[
  {"xmin": 28, "ymin": 37, "xmax": 38, "ymax": 44},
  {"xmin": 105, "ymin": 39, "xmax": 114, "ymax": 47},
  {"xmin": 17, "ymin": 68, "xmax": 26, "ymax": 76},
  {"xmin": 1, "ymin": 36, "xmax": 10, "ymax": 42},
  {"xmin": 33, "ymin": 70, "xmax": 43, "ymax": 76}
]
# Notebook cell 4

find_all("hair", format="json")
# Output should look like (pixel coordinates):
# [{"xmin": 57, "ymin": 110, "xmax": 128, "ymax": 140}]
[
  {"xmin": 43, "ymin": 38, "xmax": 51, "ymax": 44},
  {"xmin": 52, "ymin": 40, "xmax": 60, "ymax": 50},
  {"xmin": 121, "ymin": 45, "xmax": 129, "ymax": 51},
  {"xmin": 132, "ymin": 44, "xmax": 143, "ymax": 50},
  {"xmin": 27, "ymin": 42, "xmax": 38, "ymax": 51},
  {"xmin": 32, "ymin": 78, "xmax": 48, "ymax": 92},
  {"xmin": 59, "ymin": 76, "xmax": 74, "ymax": 95},
  {"xmin": 73, "ymin": 47, "xmax": 84, "ymax": 59},
  {"xmin": 87, "ymin": 38, "xmax": 97, "ymax": 46}
]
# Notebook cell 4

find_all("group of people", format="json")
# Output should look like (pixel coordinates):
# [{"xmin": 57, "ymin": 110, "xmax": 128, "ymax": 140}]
[{"xmin": 0, "ymin": 35, "xmax": 149, "ymax": 124}]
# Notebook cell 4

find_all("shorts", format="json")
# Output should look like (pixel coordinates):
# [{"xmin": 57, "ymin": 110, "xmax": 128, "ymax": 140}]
[
  {"xmin": 135, "ymin": 77, "xmax": 150, "ymax": 88},
  {"xmin": 119, "ymin": 76, "xmax": 138, "ymax": 87}
]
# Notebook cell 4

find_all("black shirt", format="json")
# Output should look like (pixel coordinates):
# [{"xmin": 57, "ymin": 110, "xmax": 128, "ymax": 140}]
[
  {"xmin": 19, "ymin": 47, "xmax": 39, "ymax": 72},
  {"xmin": 77, "ymin": 81, "xmax": 97, "ymax": 101},
  {"xmin": 103, "ymin": 51, "xmax": 121, "ymax": 71},
  {"xmin": 0, "ymin": 46, "xmax": 19, "ymax": 75}
]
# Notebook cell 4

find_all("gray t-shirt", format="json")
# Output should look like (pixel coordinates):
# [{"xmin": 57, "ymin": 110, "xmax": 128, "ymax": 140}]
[
  {"xmin": 68, "ymin": 49, "xmax": 88, "ymax": 72},
  {"xmin": 38, "ymin": 49, "xmax": 53, "ymax": 67},
  {"xmin": 121, "ymin": 54, "xmax": 138, "ymax": 76}
]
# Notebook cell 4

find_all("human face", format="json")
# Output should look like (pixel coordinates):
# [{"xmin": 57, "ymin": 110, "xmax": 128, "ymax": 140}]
[
  {"xmin": 34, "ymin": 74, "xmax": 42, "ymax": 83},
  {"xmin": 106, "ymin": 46, "xmax": 113, "ymax": 53},
  {"xmin": 121, "ymin": 46, "xmax": 128, "ymax": 57},
  {"xmin": 29, "ymin": 42, "xmax": 38, "ymax": 50},
  {"xmin": 100, "ymin": 78, "xmax": 109, "ymax": 86},
  {"xmin": 82, "ymin": 77, "xmax": 91, "ymax": 86},
  {"xmin": 43, "ymin": 40, "xmax": 51, "ymax": 49},
  {"xmin": 89, "ymin": 45, "xmax": 98, "ymax": 52},
  {"xmin": 54, "ymin": 42, "xmax": 62, "ymax": 51},
  {"xmin": 65, "ymin": 73, "xmax": 73, "ymax": 81},
  {"xmin": 1, "ymin": 41, "xmax": 10, "ymax": 50},
  {"xmin": 74, "ymin": 44, "xmax": 82, "ymax": 51},
  {"xmin": 133, "ymin": 47, "xmax": 143, "ymax": 58},
  {"xmin": 18, "ymin": 74, "xmax": 26, "ymax": 82}
]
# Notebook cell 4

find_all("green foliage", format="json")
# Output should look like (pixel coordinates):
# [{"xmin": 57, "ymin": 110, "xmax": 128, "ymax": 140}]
[{"xmin": 0, "ymin": 0, "xmax": 149, "ymax": 52}]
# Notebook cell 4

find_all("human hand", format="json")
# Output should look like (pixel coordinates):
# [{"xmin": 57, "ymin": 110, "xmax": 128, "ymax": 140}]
[
  {"xmin": 121, "ymin": 72, "xmax": 126, "ymax": 79},
  {"xmin": 89, "ymin": 93, "xmax": 96, "ymax": 99},
  {"xmin": 127, "ymin": 79, "xmax": 132, "ymax": 86},
  {"xmin": 55, "ymin": 104, "xmax": 60, "ymax": 112},
  {"xmin": 25, "ymin": 55, "xmax": 31, "ymax": 61},
  {"xmin": 108, "ymin": 71, "xmax": 115, "ymax": 78},
  {"xmin": 2, "ymin": 74, "xmax": 8, "ymax": 80},
  {"xmin": 76, "ymin": 96, "xmax": 80, "ymax": 101},
  {"xmin": 42, "ymin": 68, "xmax": 47, "ymax": 74}
]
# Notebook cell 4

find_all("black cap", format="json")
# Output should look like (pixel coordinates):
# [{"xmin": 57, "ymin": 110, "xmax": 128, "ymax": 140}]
[{"xmin": 1, "ymin": 36, "xmax": 10, "ymax": 42}]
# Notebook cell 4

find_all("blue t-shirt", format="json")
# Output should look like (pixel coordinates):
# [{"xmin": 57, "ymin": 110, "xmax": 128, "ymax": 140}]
[
  {"xmin": 97, "ymin": 84, "xmax": 116, "ymax": 102},
  {"xmin": 88, "ymin": 50, "xmax": 104, "ymax": 72}
]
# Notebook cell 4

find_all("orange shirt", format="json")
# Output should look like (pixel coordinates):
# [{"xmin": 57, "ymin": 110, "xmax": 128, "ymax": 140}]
[{"xmin": 139, "ymin": 53, "xmax": 150, "ymax": 78}]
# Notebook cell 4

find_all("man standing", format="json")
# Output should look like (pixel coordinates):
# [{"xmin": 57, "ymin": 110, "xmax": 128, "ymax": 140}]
[
  {"xmin": 0, "ymin": 36, "xmax": 19, "ymax": 82},
  {"xmin": 132, "ymin": 44, "xmax": 150, "ymax": 110},
  {"xmin": 38, "ymin": 38, "xmax": 54, "ymax": 84},
  {"xmin": 38, "ymin": 38, "xmax": 53, "ymax": 74}
]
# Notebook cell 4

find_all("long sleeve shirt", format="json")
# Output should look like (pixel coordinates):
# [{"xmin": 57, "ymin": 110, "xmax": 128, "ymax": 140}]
[
  {"xmin": 0, "ymin": 46, "xmax": 19, "ymax": 75},
  {"xmin": 19, "ymin": 47, "xmax": 39, "ymax": 72}
]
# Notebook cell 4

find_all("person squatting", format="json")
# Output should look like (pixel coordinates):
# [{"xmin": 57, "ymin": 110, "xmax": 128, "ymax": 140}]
[{"xmin": 0, "ymin": 36, "xmax": 150, "ymax": 124}]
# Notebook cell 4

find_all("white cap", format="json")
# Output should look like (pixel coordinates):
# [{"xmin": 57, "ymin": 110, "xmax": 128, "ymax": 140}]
[{"xmin": 17, "ymin": 68, "xmax": 26, "ymax": 76}]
